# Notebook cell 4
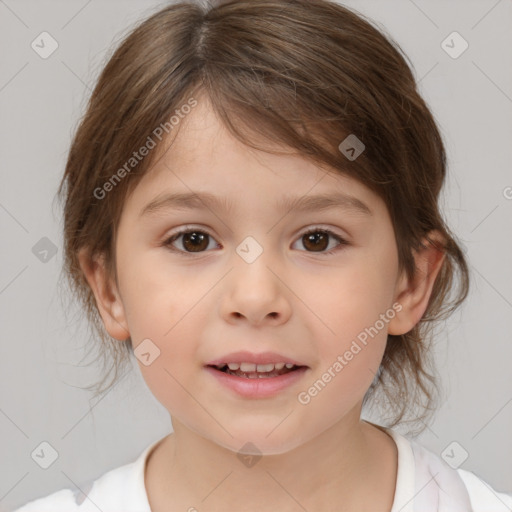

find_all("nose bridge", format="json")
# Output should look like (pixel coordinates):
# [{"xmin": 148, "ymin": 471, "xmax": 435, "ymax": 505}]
[
  {"xmin": 235, "ymin": 233, "xmax": 267, "ymax": 266},
  {"xmin": 222, "ymin": 233, "xmax": 291, "ymax": 323},
  {"xmin": 233, "ymin": 233, "xmax": 278, "ymax": 292}
]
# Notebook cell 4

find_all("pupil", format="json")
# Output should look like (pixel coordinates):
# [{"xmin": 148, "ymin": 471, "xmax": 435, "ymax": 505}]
[
  {"xmin": 304, "ymin": 232, "xmax": 327, "ymax": 252},
  {"xmin": 184, "ymin": 232, "xmax": 207, "ymax": 252}
]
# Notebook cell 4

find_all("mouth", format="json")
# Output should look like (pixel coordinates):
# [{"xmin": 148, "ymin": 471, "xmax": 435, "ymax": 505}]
[
  {"xmin": 206, "ymin": 362, "xmax": 307, "ymax": 379},
  {"xmin": 204, "ymin": 361, "xmax": 309, "ymax": 398}
]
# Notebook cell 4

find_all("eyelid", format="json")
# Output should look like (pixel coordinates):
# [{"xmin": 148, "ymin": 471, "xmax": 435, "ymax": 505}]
[
  {"xmin": 163, "ymin": 224, "xmax": 348, "ymax": 239},
  {"xmin": 162, "ymin": 224, "xmax": 350, "ymax": 255}
]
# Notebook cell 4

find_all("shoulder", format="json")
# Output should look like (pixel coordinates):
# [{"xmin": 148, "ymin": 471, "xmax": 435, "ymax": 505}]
[
  {"xmin": 12, "ymin": 487, "xmax": 79, "ymax": 512},
  {"xmin": 11, "ymin": 466, "xmax": 135, "ymax": 512},
  {"xmin": 456, "ymin": 467, "xmax": 512, "ymax": 512},
  {"xmin": 410, "ymin": 439, "xmax": 512, "ymax": 511},
  {"xmin": 12, "ymin": 440, "xmax": 160, "ymax": 512},
  {"xmin": 11, "ymin": 479, "xmax": 97, "ymax": 512},
  {"xmin": 380, "ymin": 425, "xmax": 512, "ymax": 512},
  {"xmin": 408, "ymin": 436, "xmax": 512, "ymax": 511}
]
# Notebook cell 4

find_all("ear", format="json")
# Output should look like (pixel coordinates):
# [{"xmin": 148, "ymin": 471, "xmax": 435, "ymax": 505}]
[
  {"xmin": 78, "ymin": 248, "xmax": 130, "ymax": 341},
  {"xmin": 388, "ymin": 230, "xmax": 446, "ymax": 336}
]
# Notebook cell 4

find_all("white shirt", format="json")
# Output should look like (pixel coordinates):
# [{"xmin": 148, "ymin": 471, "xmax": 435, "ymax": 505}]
[{"xmin": 12, "ymin": 427, "xmax": 512, "ymax": 512}]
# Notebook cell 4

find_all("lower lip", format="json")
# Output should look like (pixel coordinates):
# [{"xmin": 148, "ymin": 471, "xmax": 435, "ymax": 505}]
[{"xmin": 204, "ymin": 366, "xmax": 308, "ymax": 398}]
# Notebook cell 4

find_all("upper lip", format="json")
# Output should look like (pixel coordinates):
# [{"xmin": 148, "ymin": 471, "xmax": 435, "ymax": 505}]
[{"xmin": 205, "ymin": 351, "xmax": 308, "ymax": 367}]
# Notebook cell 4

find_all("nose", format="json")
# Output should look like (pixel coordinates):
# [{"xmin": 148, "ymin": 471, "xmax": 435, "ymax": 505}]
[{"xmin": 219, "ymin": 251, "xmax": 292, "ymax": 327}]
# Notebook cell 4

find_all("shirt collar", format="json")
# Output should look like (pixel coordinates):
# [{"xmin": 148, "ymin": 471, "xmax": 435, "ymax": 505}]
[{"xmin": 132, "ymin": 425, "xmax": 471, "ymax": 512}]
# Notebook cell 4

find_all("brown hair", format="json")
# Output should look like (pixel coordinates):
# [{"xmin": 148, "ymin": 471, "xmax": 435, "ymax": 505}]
[{"xmin": 57, "ymin": 0, "xmax": 469, "ymax": 435}]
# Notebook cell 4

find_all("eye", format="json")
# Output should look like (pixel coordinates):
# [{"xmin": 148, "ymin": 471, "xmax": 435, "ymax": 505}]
[
  {"xmin": 293, "ymin": 227, "xmax": 349, "ymax": 255},
  {"xmin": 163, "ymin": 227, "xmax": 219, "ymax": 253},
  {"xmin": 162, "ymin": 226, "xmax": 349, "ymax": 255}
]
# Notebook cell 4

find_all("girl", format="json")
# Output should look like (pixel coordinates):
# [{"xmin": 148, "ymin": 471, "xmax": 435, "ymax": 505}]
[{"xmin": 12, "ymin": 0, "xmax": 512, "ymax": 511}]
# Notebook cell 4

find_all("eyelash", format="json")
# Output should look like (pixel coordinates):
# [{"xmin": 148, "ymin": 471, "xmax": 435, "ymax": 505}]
[{"xmin": 162, "ymin": 226, "xmax": 349, "ymax": 256}]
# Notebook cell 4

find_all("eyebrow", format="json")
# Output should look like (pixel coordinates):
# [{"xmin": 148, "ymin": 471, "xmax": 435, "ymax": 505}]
[{"xmin": 139, "ymin": 191, "xmax": 372, "ymax": 218}]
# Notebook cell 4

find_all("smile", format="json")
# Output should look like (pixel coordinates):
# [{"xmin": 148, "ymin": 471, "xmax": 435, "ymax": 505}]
[
  {"xmin": 212, "ymin": 362, "xmax": 301, "ymax": 378},
  {"xmin": 204, "ymin": 364, "xmax": 309, "ymax": 398}
]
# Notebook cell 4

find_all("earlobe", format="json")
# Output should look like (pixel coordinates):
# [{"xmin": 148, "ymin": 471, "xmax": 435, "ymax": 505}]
[
  {"xmin": 388, "ymin": 231, "xmax": 446, "ymax": 336},
  {"xmin": 77, "ymin": 248, "xmax": 130, "ymax": 341}
]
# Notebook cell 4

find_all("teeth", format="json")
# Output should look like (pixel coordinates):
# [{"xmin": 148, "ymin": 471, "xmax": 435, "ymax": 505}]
[
  {"xmin": 217, "ymin": 362, "xmax": 296, "ymax": 372},
  {"xmin": 256, "ymin": 363, "xmax": 275, "ymax": 372}
]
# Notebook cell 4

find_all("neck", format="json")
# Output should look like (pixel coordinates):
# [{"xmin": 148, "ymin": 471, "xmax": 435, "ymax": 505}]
[{"xmin": 145, "ymin": 416, "xmax": 397, "ymax": 512}]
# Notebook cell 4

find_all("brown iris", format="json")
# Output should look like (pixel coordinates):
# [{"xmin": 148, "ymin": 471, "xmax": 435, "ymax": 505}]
[
  {"xmin": 181, "ymin": 231, "xmax": 209, "ymax": 252},
  {"xmin": 302, "ymin": 231, "xmax": 329, "ymax": 252}
]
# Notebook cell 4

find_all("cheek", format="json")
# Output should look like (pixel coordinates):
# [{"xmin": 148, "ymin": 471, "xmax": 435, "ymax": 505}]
[
  {"xmin": 306, "ymin": 254, "xmax": 397, "ymax": 334},
  {"xmin": 300, "ymin": 282, "xmax": 391, "ymax": 420},
  {"xmin": 126, "ymin": 292, "xmax": 204, "ymax": 415},
  {"xmin": 299, "ymin": 245, "xmax": 397, "ymax": 377},
  {"xmin": 116, "ymin": 251, "xmax": 211, "ymax": 401},
  {"xmin": 117, "ymin": 247, "xmax": 195, "ymax": 335}
]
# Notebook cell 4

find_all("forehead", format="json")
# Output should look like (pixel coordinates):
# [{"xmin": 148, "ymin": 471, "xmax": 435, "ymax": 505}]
[{"xmin": 124, "ymin": 97, "xmax": 384, "ymax": 218}]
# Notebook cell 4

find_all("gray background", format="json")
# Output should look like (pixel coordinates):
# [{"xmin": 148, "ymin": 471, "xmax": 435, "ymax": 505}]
[{"xmin": 1, "ymin": 0, "xmax": 511, "ymax": 510}]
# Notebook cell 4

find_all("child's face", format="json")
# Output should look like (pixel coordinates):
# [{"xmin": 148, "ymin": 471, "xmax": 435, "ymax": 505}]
[{"xmin": 91, "ymin": 97, "xmax": 416, "ymax": 455}]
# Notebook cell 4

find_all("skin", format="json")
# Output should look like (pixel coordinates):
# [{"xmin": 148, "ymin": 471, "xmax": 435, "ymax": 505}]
[{"xmin": 80, "ymin": 95, "xmax": 445, "ymax": 512}]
